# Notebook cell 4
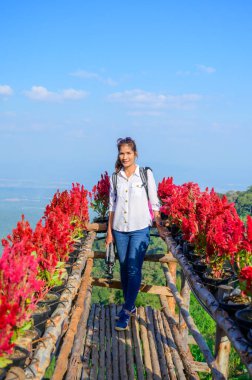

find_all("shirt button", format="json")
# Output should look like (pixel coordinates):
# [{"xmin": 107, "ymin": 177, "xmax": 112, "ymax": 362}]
[
  {"xmin": 125, "ymin": 200, "xmax": 128, "ymax": 203},
  {"xmin": 125, "ymin": 189, "xmax": 128, "ymax": 192},
  {"xmin": 125, "ymin": 221, "xmax": 127, "ymax": 223}
]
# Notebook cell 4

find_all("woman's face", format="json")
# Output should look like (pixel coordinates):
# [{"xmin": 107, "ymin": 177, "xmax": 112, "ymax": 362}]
[{"xmin": 119, "ymin": 144, "xmax": 137, "ymax": 169}]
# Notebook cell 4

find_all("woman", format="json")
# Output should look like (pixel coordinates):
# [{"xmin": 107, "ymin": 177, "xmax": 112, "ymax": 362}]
[{"xmin": 106, "ymin": 137, "xmax": 163, "ymax": 331}]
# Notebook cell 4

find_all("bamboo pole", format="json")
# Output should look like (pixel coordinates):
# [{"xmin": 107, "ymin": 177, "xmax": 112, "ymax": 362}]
[
  {"xmin": 117, "ymin": 306, "xmax": 128, "ymax": 380},
  {"xmin": 125, "ymin": 311, "xmax": 135, "ymax": 380},
  {"xmin": 214, "ymin": 287, "xmax": 231, "ymax": 379},
  {"xmin": 179, "ymin": 271, "xmax": 190, "ymax": 351},
  {"xmin": 138, "ymin": 307, "xmax": 153, "ymax": 380},
  {"xmin": 161, "ymin": 263, "xmax": 225, "ymax": 380},
  {"xmin": 81, "ymin": 304, "xmax": 96, "ymax": 380},
  {"xmin": 156, "ymin": 310, "xmax": 177, "ymax": 380},
  {"xmin": 97, "ymin": 305, "xmax": 105, "ymax": 380},
  {"xmin": 131, "ymin": 311, "xmax": 144, "ymax": 380},
  {"xmin": 165, "ymin": 235, "xmax": 252, "ymax": 377},
  {"xmin": 51, "ymin": 257, "xmax": 94, "ymax": 380},
  {"xmin": 161, "ymin": 310, "xmax": 186, "ymax": 380},
  {"xmin": 110, "ymin": 304, "xmax": 119, "ymax": 380},
  {"xmin": 166, "ymin": 251, "xmax": 177, "ymax": 316},
  {"xmin": 65, "ymin": 284, "xmax": 92, "ymax": 380},
  {"xmin": 105, "ymin": 306, "xmax": 112, "ymax": 380},
  {"xmin": 91, "ymin": 277, "xmax": 172, "ymax": 296},
  {"xmin": 152, "ymin": 309, "xmax": 170, "ymax": 380},
  {"xmin": 145, "ymin": 306, "xmax": 162, "ymax": 380},
  {"xmin": 89, "ymin": 305, "xmax": 100, "ymax": 380},
  {"xmin": 160, "ymin": 296, "xmax": 200, "ymax": 380},
  {"xmin": 24, "ymin": 232, "xmax": 95, "ymax": 380},
  {"xmin": 90, "ymin": 250, "xmax": 177, "ymax": 263}
]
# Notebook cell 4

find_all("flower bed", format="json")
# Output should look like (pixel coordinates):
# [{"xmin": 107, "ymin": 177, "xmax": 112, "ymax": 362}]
[{"xmin": 0, "ymin": 183, "xmax": 89, "ymax": 370}]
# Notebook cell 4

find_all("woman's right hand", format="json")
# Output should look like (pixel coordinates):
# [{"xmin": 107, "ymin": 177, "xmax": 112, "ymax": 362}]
[{"xmin": 105, "ymin": 231, "xmax": 114, "ymax": 246}]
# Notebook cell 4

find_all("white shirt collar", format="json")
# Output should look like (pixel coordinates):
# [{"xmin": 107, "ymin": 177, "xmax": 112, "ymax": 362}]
[{"xmin": 119, "ymin": 164, "xmax": 140, "ymax": 179}]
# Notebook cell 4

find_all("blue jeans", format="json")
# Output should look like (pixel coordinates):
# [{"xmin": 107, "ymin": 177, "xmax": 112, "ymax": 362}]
[{"xmin": 112, "ymin": 226, "xmax": 150, "ymax": 311}]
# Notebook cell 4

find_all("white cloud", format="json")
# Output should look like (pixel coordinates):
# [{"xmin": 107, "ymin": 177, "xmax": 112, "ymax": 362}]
[
  {"xmin": 70, "ymin": 70, "xmax": 117, "ymax": 86},
  {"xmin": 196, "ymin": 64, "xmax": 216, "ymax": 74},
  {"xmin": 0, "ymin": 85, "xmax": 13, "ymax": 96},
  {"xmin": 108, "ymin": 89, "xmax": 202, "ymax": 110},
  {"xmin": 24, "ymin": 86, "xmax": 88, "ymax": 102},
  {"xmin": 176, "ymin": 64, "xmax": 216, "ymax": 76}
]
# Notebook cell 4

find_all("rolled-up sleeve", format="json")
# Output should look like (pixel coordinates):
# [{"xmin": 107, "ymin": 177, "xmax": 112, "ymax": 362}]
[
  {"xmin": 147, "ymin": 169, "xmax": 160, "ymax": 211},
  {"xmin": 108, "ymin": 176, "xmax": 116, "ymax": 212}
]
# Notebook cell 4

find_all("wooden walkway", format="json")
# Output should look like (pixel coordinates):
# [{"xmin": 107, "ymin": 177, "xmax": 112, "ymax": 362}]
[{"xmin": 79, "ymin": 303, "xmax": 207, "ymax": 380}]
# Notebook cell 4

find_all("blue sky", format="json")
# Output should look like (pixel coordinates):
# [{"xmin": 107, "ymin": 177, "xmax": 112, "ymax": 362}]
[{"xmin": 0, "ymin": 1, "xmax": 251, "ymax": 193}]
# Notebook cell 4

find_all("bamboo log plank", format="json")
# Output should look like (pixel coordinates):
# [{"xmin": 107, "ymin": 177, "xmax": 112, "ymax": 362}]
[
  {"xmin": 89, "ymin": 305, "xmax": 100, "ymax": 380},
  {"xmin": 90, "ymin": 251, "xmax": 177, "ymax": 263},
  {"xmin": 97, "ymin": 305, "xmax": 105, "ymax": 380},
  {"xmin": 91, "ymin": 278, "xmax": 172, "ymax": 296},
  {"xmin": 110, "ymin": 304, "xmax": 119, "ymax": 380},
  {"xmin": 81, "ymin": 304, "xmax": 96, "ymax": 380},
  {"xmin": 51, "ymin": 257, "xmax": 94, "ymax": 380},
  {"xmin": 65, "ymin": 284, "xmax": 92, "ymax": 380},
  {"xmin": 156, "ymin": 310, "xmax": 177, "ymax": 380},
  {"xmin": 180, "ymin": 272, "xmax": 191, "ymax": 351},
  {"xmin": 166, "ymin": 252, "xmax": 177, "ymax": 316},
  {"xmin": 214, "ymin": 287, "xmax": 231, "ymax": 379},
  {"xmin": 131, "ymin": 311, "xmax": 144, "ymax": 380},
  {"xmin": 165, "ymin": 235, "xmax": 252, "ymax": 376},
  {"xmin": 145, "ymin": 306, "xmax": 162, "ymax": 380},
  {"xmin": 161, "ymin": 264, "xmax": 225, "ymax": 380},
  {"xmin": 161, "ymin": 310, "xmax": 186, "ymax": 380},
  {"xmin": 138, "ymin": 307, "xmax": 153, "ymax": 380},
  {"xmin": 125, "ymin": 311, "xmax": 137, "ymax": 380},
  {"xmin": 190, "ymin": 362, "xmax": 211, "ymax": 373},
  {"xmin": 105, "ymin": 306, "xmax": 112, "ymax": 380},
  {"xmin": 152, "ymin": 309, "xmax": 170, "ymax": 380},
  {"xmin": 25, "ymin": 232, "xmax": 95, "ymax": 380},
  {"xmin": 160, "ymin": 296, "xmax": 211, "ymax": 380},
  {"xmin": 116, "ymin": 305, "xmax": 128, "ymax": 380}
]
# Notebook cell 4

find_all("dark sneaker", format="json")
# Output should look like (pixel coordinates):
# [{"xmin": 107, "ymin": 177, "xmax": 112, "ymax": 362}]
[
  {"xmin": 115, "ymin": 309, "xmax": 130, "ymax": 331},
  {"xmin": 115, "ymin": 306, "xmax": 136, "ymax": 320}
]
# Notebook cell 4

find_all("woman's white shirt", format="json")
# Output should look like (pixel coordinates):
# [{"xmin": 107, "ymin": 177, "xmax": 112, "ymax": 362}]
[{"xmin": 109, "ymin": 165, "xmax": 160, "ymax": 232}]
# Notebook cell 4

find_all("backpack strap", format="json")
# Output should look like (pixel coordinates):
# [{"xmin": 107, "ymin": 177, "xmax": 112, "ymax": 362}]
[
  {"xmin": 139, "ymin": 167, "xmax": 152, "ymax": 200},
  {"xmin": 112, "ymin": 172, "xmax": 118, "ymax": 201}
]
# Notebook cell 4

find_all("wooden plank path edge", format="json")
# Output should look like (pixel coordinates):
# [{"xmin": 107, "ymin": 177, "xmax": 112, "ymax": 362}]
[
  {"xmin": 81, "ymin": 304, "xmax": 96, "ymax": 380},
  {"xmin": 24, "ymin": 232, "xmax": 96, "ymax": 380},
  {"xmin": 138, "ymin": 307, "xmax": 153, "ymax": 380},
  {"xmin": 65, "ymin": 284, "xmax": 92, "ymax": 380},
  {"xmin": 165, "ymin": 234, "xmax": 252, "ymax": 378}
]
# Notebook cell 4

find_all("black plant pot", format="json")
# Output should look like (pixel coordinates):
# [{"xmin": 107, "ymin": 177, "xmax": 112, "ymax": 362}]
[
  {"xmin": 38, "ymin": 292, "xmax": 60, "ymax": 315},
  {"xmin": 247, "ymin": 329, "xmax": 252, "ymax": 345},
  {"xmin": 6, "ymin": 346, "xmax": 29, "ymax": 369},
  {"xmin": 93, "ymin": 216, "xmax": 109, "ymax": 223},
  {"xmin": 187, "ymin": 251, "xmax": 205, "ymax": 263},
  {"xmin": 202, "ymin": 271, "xmax": 234, "ymax": 294},
  {"xmin": 50, "ymin": 277, "xmax": 68, "ymax": 293},
  {"xmin": 219, "ymin": 297, "xmax": 250, "ymax": 317},
  {"xmin": 32, "ymin": 304, "xmax": 50, "ymax": 334},
  {"xmin": 235, "ymin": 307, "xmax": 252, "ymax": 334},
  {"xmin": 192, "ymin": 259, "xmax": 208, "ymax": 273}
]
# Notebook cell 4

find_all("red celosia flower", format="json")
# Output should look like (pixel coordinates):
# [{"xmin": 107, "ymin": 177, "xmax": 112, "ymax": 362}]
[{"xmin": 90, "ymin": 171, "xmax": 110, "ymax": 218}]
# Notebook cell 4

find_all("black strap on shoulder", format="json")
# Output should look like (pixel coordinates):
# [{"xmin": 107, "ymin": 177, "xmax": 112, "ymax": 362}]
[
  {"xmin": 112, "ymin": 167, "xmax": 152, "ymax": 201},
  {"xmin": 112, "ymin": 172, "xmax": 117, "ymax": 201},
  {"xmin": 139, "ymin": 167, "xmax": 152, "ymax": 200}
]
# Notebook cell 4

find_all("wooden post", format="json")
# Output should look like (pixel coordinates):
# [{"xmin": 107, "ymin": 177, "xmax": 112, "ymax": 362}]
[
  {"xmin": 215, "ymin": 286, "xmax": 232, "ymax": 379},
  {"xmin": 180, "ymin": 270, "xmax": 191, "ymax": 351},
  {"xmin": 166, "ymin": 252, "xmax": 177, "ymax": 316}
]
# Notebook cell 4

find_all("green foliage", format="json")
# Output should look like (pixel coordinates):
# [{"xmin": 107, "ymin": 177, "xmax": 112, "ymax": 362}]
[{"xmin": 225, "ymin": 186, "xmax": 252, "ymax": 219}]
